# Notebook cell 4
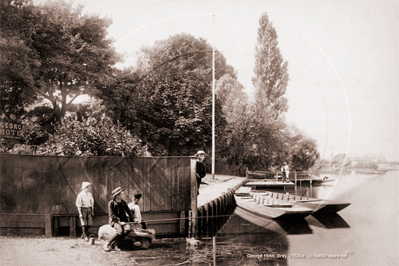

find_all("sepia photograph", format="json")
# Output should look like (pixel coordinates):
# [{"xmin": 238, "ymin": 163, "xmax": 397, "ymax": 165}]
[{"xmin": 1, "ymin": 0, "xmax": 398, "ymax": 265}]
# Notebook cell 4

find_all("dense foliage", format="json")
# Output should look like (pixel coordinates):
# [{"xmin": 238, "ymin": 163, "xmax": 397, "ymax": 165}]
[
  {"xmin": 1, "ymin": 0, "xmax": 121, "ymax": 128},
  {"xmin": 1, "ymin": 4, "xmax": 320, "ymax": 168},
  {"xmin": 98, "ymin": 34, "xmax": 230, "ymax": 156}
]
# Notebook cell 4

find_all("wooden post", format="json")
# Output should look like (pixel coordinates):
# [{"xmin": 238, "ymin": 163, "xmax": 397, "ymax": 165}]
[
  {"xmin": 190, "ymin": 156, "xmax": 198, "ymax": 238},
  {"xmin": 188, "ymin": 211, "xmax": 192, "ymax": 238},
  {"xmin": 53, "ymin": 217, "xmax": 59, "ymax": 237},
  {"xmin": 69, "ymin": 216, "xmax": 76, "ymax": 237},
  {"xmin": 180, "ymin": 211, "xmax": 186, "ymax": 236},
  {"xmin": 45, "ymin": 214, "xmax": 52, "ymax": 237}
]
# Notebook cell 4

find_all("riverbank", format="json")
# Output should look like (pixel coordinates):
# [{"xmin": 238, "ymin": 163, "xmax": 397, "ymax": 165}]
[{"xmin": 0, "ymin": 174, "xmax": 247, "ymax": 266}]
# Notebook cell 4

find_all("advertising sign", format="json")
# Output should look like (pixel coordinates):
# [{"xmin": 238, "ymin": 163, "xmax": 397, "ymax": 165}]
[{"xmin": 0, "ymin": 120, "xmax": 23, "ymax": 139}]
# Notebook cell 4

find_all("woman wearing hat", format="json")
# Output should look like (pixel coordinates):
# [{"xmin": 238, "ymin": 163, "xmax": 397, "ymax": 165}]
[
  {"xmin": 76, "ymin": 182, "xmax": 94, "ymax": 242},
  {"xmin": 104, "ymin": 187, "xmax": 135, "ymax": 252},
  {"xmin": 196, "ymin": 151, "xmax": 206, "ymax": 195}
]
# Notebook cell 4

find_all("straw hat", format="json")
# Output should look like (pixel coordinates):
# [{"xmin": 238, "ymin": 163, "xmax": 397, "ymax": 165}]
[
  {"xmin": 196, "ymin": 151, "xmax": 206, "ymax": 156},
  {"xmin": 112, "ymin": 187, "xmax": 124, "ymax": 197},
  {"xmin": 81, "ymin": 182, "xmax": 91, "ymax": 190}
]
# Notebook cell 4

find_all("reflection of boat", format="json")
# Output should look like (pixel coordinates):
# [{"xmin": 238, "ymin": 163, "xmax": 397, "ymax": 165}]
[
  {"xmin": 216, "ymin": 211, "xmax": 290, "ymax": 258},
  {"xmin": 295, "ymin": 176, "xmax": 335, "ymax": 185},
  {"xmin": 261, "ymin": 191, "xmax": 351, "ymax": 214},
  {"xmin": 234, "ymin": 187, "xmax": 313, "ymax": 220},
  {"xmin": 235, "ymin": 206, "xmax": 313, "ymax": 235},
  {"xmin": 306, "ymin": 212, "xmax": 350, "ymax": 229}
]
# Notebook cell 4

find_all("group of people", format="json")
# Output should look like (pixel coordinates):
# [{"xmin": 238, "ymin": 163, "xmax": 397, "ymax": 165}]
[
  {"xmin": 76, "ymin": 182, "xmax": 145, "ymax": 251},
  {"xmin": 75, "ymin": 150, "xmax": 208, "ymax": 252}
]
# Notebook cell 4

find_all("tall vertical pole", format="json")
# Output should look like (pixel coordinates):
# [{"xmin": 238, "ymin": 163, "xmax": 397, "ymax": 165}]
[{"xmin": 212, "ymin": 15, "xmax": 216, "ymax": 180}]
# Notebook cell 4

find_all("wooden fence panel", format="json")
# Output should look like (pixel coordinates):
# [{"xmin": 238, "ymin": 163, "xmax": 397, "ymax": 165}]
[
  {"xmin": 1, "ymin": 154, "xmax": 16, "ymax": 213},
  {"xmin": 150, "ymin": 158, "xmax": 166, "ymax": 211},
  {"xmin": 1, "ymin": 154, "xmax": 192, "ymax": 215},
  {"xmin": 171, "ymin": 158, "xmax": 180, "ymax": 210},
  {"xmin": 178, "ymin": 159, "xmax": 191, "ymax": 210},
  {"xmin": 142, "ymin": 158, "xmax": 154, "ymax": 212},
  {"xmin": 43, "ymin": 157, "xmax": 55, "ymax": 215},
  {"xmin": 60, "ymin": 157, "xmax": 80, "ymax": 214},
  {"xmin": 86, "ymin": 157, "xmax": 107, "ymax": 215},
  {"xmin": 129, "ymin": 158, "xmax": 144, "ymax": 211}
]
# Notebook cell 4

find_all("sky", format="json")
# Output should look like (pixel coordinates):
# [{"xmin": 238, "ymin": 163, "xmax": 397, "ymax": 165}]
[{"xmin": 36, "ymin": 0, "xmax": 399, "ymax": 161}]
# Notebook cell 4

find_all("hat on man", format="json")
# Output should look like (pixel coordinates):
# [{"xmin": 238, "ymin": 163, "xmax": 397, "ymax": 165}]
[
  {"xmin": 112, "ymin": 187, "xmax": 124, "ymax": 197},
  {"xmin": 81, "ymin": 182, "xmax": 91, "ymax": 190},
  {"xmin": 284, "ymin": 162, "xmax": 287, "ymax": 165},
  {"xmin": 196, "ymin": 151, "xmax": 206, "ymax": 156}
]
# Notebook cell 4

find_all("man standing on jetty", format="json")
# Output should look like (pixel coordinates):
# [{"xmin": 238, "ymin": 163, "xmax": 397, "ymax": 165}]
[
  {"xmin": 76, "ymin": 182, "xmax": 94, "ymax": 242},
  {"xmin": 196, "ymin": 151, "xmax": 206, "ymax": 195},
  {"xmin": 281, "ymin": 162, "xmax": 290, "ymax": 182},
  {"xmin": 104, "ymin": 187, "xmax": 135, "ymax": 252}
]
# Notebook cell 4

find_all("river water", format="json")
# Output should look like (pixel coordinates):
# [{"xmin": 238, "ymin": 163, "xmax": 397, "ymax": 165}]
[
  {"xmin": 212, "ymin": 170, "xmax": 399, "ymax": 266},
  {"xmin": 131, "ymin": 170, "xmax": 398, "ymax": 265}
]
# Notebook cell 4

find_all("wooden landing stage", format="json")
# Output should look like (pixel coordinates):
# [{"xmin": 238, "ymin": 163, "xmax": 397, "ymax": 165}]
[
  {"xmin": 246, "ymin": 170, "xmax": 334, "ymax": 186},
  {"xmin": 245, "ymin": 180, "xmax": 295, "ymax": 190}
]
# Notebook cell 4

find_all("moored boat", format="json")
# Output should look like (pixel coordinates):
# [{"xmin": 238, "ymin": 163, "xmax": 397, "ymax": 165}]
[
  {"xmin": 261, "ymin": 191, "xmax": 351, "ymax": 214},
  {"xmin": 234, "ymin": 187, "xmax": 313, "ymax": 220}
]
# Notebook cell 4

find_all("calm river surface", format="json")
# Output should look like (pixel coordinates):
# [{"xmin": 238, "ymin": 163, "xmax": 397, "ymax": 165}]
[{"xmin": 213, "ymin": 170, "xmax": 399, "ymax": 266}]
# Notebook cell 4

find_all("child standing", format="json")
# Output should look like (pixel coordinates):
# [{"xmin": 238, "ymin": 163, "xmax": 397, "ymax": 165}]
[{"xmin": 76, "ymin": 182, "xmax": 94, "ymax": 242}]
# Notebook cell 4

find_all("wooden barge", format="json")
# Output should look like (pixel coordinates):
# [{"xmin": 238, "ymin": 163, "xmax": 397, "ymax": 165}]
[
  {"xmin": 234, "ymin": 187, "xmax": 313, "ymax": 220},
  {"xmin": 254, "ymin": 190, "xmax": 351, "ymax": 214}
]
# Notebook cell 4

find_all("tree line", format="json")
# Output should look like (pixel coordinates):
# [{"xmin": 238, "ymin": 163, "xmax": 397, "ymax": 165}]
[{"xmin": 1, "ymin": 0, "xmax": 319, "ymax": 170}]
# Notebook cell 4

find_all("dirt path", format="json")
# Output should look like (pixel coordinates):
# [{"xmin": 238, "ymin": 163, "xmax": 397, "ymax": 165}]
[
  {"xmin": 0, "ymin": 235, "xmax": 279, "ymax": 266},
  {"xmin": 0, "ymin": 236, "xmax": 141, "ymax": 266},
  {"xmin": 0, "ymin": 175, "xmax": 250, "ymax": 266}
]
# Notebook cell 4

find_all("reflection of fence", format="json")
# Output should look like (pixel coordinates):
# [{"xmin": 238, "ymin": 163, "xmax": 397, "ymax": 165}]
[{"xmin": 0, "ymin": 154, "xmax": 195, "ymax": 237}]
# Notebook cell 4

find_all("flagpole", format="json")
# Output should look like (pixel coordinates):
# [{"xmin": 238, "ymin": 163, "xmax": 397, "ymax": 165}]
[{"xmin": 212, "ymin": 15, "xmax": 215, "ymax": 180}]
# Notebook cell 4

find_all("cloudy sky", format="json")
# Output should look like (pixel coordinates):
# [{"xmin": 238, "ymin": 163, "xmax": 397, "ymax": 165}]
[{"xmin": 36, "ymin": 0, "xmax": 398, "ymax": 160}]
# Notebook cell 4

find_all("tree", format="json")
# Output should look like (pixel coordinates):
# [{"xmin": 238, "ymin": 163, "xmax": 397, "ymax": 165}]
[
  {"xmin": 2, "ymin": 0, "xmax": 121, "ymax": 128},
  {"xmin": 252, "ymin": 13, "xmax": 289, "ymax": 117},
  {"xmin": 231, "ymin": 12, "xmax": 291, "ymax": 169},
  {"xmin": 287, "ymin": 126, "xmax": 320, "ymax": 170},
  {"xmin": 215, "ymin": 74, "xmax": 251, "ymax": 162},
  {"xmin": 1, "ymin": 0, "xmax": 40, "ymax": 116},
  {"xmin": 99, "ymin": 68, "xmax": 226, "ymax": 156},
  {"xmin": 99, "ymin": 34, "xmax": 234, "ymax": 156},
  {"xmin": 136, "ymin": 33, "xmax": 236, "ymax": 84}
]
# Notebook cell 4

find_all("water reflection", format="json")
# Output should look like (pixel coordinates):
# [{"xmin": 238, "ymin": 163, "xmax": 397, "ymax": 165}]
[
  {"xmin": 215, "ymin": 211, "xmax": 289, "ymax": 266},
  {"xmin": 207, "ymin": 177, "xmax": 353, "ymax": 265},
  {"xmin": 306, "ymin": 212, "xmax": 350, "ymax": 229}
]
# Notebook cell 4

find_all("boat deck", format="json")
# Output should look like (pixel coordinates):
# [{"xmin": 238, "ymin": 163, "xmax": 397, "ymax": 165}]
[
  {"xmin": 254, "ymin": 191, "xmax": 350, "ymax": 213},
  {"xmin": 234, "ymin": 194, "xmax": 313, "ymax": 220}
]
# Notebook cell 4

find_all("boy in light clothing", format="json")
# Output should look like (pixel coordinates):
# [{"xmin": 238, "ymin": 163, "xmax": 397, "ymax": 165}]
[
  {"xmin": 128, "ymin": 193, "xmax": 147, "ymax": 229},
  {"xmin": 76, "ymin": 182, "xmax": 94, "ymax": 242}
]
